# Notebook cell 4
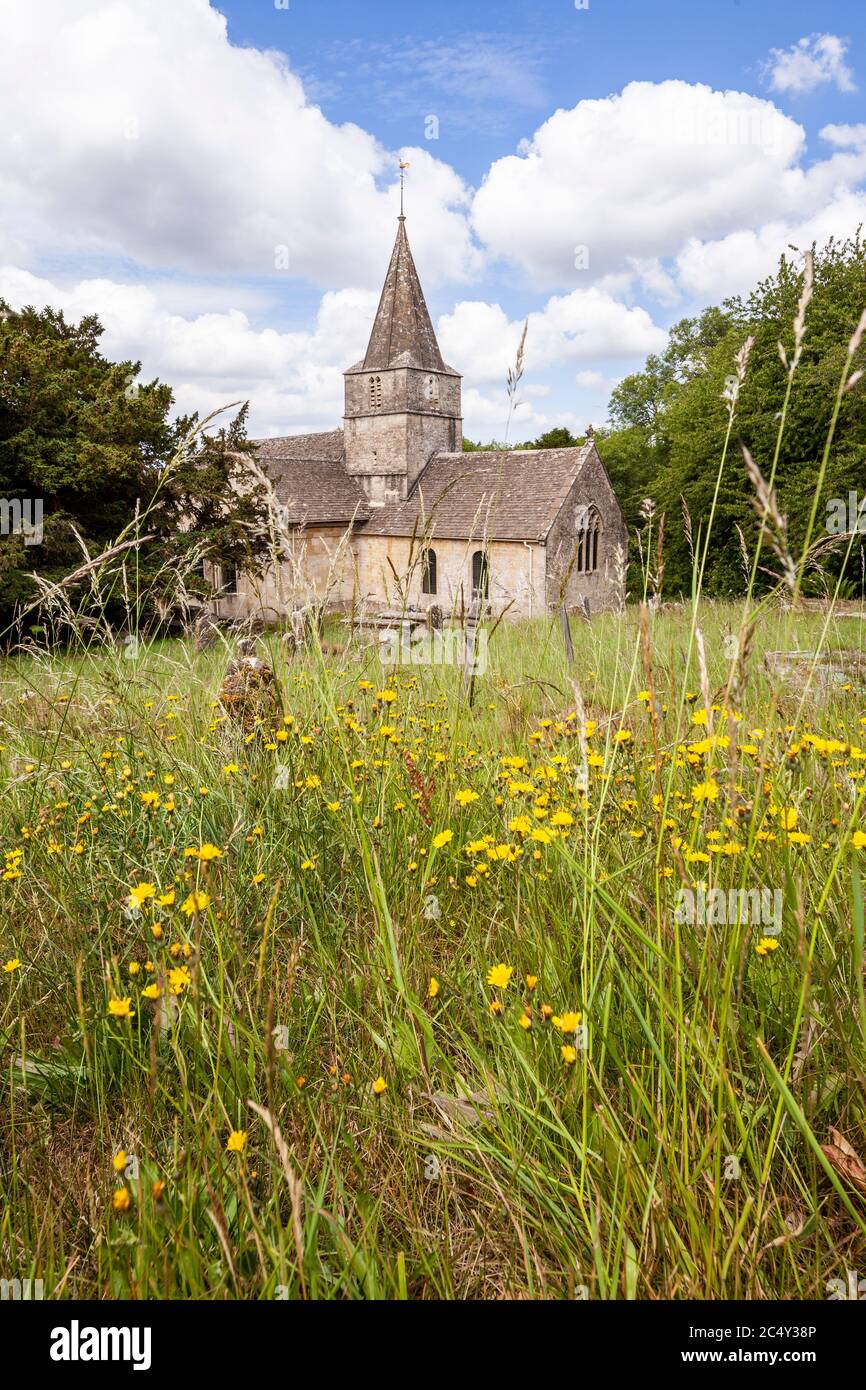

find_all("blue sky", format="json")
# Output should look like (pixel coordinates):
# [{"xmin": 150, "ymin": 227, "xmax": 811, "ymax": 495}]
[
  {"xmin": 1, "ymin": 0, "xmax": 864, "ymax": 441},
  {"xmin": 224, "ymin": 0, "xmax": 859, "ymax": 179}
]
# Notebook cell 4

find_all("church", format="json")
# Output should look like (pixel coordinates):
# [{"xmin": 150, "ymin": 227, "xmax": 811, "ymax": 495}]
[{"xmin": 211, "ymin": 216, "xmax": 628, "ymax": 625}]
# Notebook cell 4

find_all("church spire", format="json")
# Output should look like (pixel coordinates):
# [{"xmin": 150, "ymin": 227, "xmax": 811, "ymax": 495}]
[{"xmin": 362, "ymin": 217, "xmax": 446, "ymax": 373}]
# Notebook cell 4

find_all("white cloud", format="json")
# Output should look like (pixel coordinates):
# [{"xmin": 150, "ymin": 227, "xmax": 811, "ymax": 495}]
[
  {"xmin": 4, "ymin": 5, "xmax": 866, "ymax": 442},
  {"xmin": 0, "ymin": 0, "xmax": 479, "ymax": 288},
  {"xmin": 461, "ymin": 387, "xmax": 534, "ymax": 436},
  {"xmin": 820, "ymin": 123, "xmax": 866, "ymax": 150},
  {"xmin": 675, "ymin": 187, "xmax": 866, "ymax": 301},
  {"xmin": 764, "ymin": 34, "xmax": 856, "ymax": 97},
  {"xmin": 438, "ymin": 290, "xmax": 666, "ymax": 384},
  {"xmin": 0, "ymin": 265, "xmax": 377, "ymax": 436},
  {"xmin": 0, "ymin": 264, "xmax": 640, "ymax": 441},
  {"xmin": 471, "ymin": 79, "xmax": 866, "ymax": 292},
  {"xmin": 626, "ymin": 257, "xmax": 680, "ymax": 305}
]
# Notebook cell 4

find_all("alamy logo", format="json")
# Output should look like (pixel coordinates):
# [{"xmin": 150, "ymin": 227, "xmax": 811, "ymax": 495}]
[
  {"xmin": 826, "ymin": 492, "xmax": 866, "ymax": 535},
  {"xmin": 827, "ymin": 1269, "xmax": 866, "ymax": 1300},
  {"xmin": 50, "ymin": 1320, "xmax": 152, "ymax": 1371},
  {"xmin": 1, "ymin": 1277, "xmax": 44, "ymax": 1300},
  {"xmin": 675, "ymin": 886, "xmax": 782, "ymax": 932},
  {"xmin": 0, "ymin": 497, "xmax": 43, "ymax": 546},
  {"xmin": 380, "ymin": 625, "xmax": 488, "ymax": 676}
]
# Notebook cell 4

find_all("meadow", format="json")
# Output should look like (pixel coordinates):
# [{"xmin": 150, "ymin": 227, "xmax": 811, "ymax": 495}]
[{"xmin": 2, "ymin": 597, "xmax": 866, "ymax": 1300}]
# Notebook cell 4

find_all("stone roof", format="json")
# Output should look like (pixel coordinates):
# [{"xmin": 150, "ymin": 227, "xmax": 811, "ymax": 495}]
[
  {"xmin": 252, "ymin": 431, "xmax": 371, "ymax": 526},
  {"xmin": 249, "ymin": 439, "xmax": 598, "ymax": 541},
  {"xmin": 363, "ymin": 445, "xmax": 595, "ymax": 543},
  {"xmin": 358, "ymin": 218, "xmax": 454, "ymax": 375},
  {"xmin": 254, "ymin": 430, "xmax": 344, "ymax": 463}
]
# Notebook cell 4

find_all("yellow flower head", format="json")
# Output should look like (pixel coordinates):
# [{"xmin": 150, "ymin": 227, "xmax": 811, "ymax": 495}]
[
  {"xmin": 128, "ymin": 882, "xmax": 156, "ymax": 908},
  {"xmin": 168, "ymin": 965, "xmax": 191, "ymax": 996},
  {"xmin": 432, "ymin": 829, "xmax": 453, "ymax": 849},
  {"xmin": 181, "ymin": 890, "xmax": 210, "ymax": 917},
  {"xmin": 486, "ymin": 963, "xmax": 513, "ymax": 989},
  {"xmin": 692, "ymin": 779, "xmax": 719, "ymax": 803},
  {"xmin": 427, "ymin": 977, "xmax": 440, "ymax": 999},
  {"xmin": 372, "ymin": 1075, "xmax": 387, "ymax": 1096},
  {"xmin": 108, "ymin": 997, "xmax": 135, "ymax": 1021},
  {"xmin": 226, "ymin": 1130, "xmax": 248, "ymax": 1153},
  {"xmin": 112, "ymin": 1150, "xmax": 127, "ymax": 1174},
  {"xmin": 112, "ymin": 1187, "xmax": 131, "ymax": 1212},
  {"xmin": 755, "ymin": 937, "xmax": 780, "ymax": 957},
  {"xmin": 557, "ymin": 1011, "xmax": 582, "ymax": 1034}
]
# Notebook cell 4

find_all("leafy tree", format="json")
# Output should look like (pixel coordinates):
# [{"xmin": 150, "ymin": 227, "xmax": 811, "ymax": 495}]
[
  {"xmin": 527, "ymin": 426, "xmax": 580, "ymax": 450},
  {"xmin": 0, "ymin": 302, "xmax": 269, "ymax": 632},
  {"xmin": 597, "ymin": 235, "xmax": 866, "ymax": 596}
]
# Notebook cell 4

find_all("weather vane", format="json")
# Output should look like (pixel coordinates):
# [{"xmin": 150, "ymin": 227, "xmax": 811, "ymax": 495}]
[{"xmin": 399, "ymin": 159, "xmax": 411, "ymax": 217}]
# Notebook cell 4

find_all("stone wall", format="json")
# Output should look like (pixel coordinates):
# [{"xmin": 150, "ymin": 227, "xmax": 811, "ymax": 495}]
[
  {"xmin": 207, "ymin": 440, "xmax": 629, "ymax": 627},
  {"xmin": 544, "ymin": 447, "xmax": 628, "ymax": 614},
  {"xmin": 207, "ymin": 525, "xmax": 357, "ymax": 623},
  {"xmin": 344, "ymin": 365, "xmax": 462, "ymax": 497},
  {"xmin": 352, "ymin": 534, "xmax": 547, "ymax": 620}
]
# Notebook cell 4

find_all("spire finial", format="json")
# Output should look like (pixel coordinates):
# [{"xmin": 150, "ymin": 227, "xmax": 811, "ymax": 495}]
[{"xmin": 398, "ymin": 159, "xmax": 411, "ymax": 219}]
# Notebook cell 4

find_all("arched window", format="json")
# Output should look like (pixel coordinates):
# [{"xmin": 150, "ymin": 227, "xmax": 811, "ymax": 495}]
[
  {"xmin": 369, "ymin": 375, "xmax": 383, "ymax": 409},
  {"xmin": 471, "ymin": 549, "xmax": 489, "ymax": 600},
  {"xmin": 421, "ymin": 548, "xmax": 438, "ymax": 595},
  {"xmin": 576, "ymin": 509, "xmax": 602, "ymax": 575},
  {"xmin": 424, "ymin": 375, "xmax": 439, "ymax": 406}
]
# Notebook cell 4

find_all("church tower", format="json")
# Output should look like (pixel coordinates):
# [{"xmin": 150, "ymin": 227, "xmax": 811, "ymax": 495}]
[{"xmin": 343, "ymin": 216, "xmax": 462, "ymax": 506}]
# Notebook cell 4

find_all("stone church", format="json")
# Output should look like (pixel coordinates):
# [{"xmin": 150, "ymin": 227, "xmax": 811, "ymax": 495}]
[{"xmin": 211, "ymin": 216, "xmax": 627, "ymax": 624}]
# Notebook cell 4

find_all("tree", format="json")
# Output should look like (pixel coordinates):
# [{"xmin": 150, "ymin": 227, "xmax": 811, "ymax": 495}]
[
  {"xmin": 598, "ymin": 235, "xmax": 866, "ymax": 596},
  {"xmin": 0, "ymin": 302, "xmax": 269, "ymax": 633},
  {"xmin": 527, "ymin": 426, "xmax": 580, "ymax": 450}
]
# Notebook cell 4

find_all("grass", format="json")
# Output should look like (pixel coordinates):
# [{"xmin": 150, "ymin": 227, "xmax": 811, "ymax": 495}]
[
  {"xmin": 2, "ymin": 597, "xmax": 866, "ymax": 1300},
  {"xmin": 2, "ymin": 266, "xmax": 865, "ymax": 1301}
]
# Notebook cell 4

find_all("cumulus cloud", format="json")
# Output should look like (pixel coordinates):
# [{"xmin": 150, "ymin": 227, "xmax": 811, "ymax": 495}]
[
  {"xmin": 675, "ymin": 187, "xmax": 866, "ymax": 302},
  {"xmin": 820, "ymin": 123, "xmax": 866, "ymax": 150},
  {"xmin": 438, "ymin": 290, "xmax": 666, "ymax": 385},
  {"xmin": 0, "ymin": 265, "xmax": 377, "ymax": 436},
  {"xmin": 763, "ymin": 34, "xmax": 856, "ymax": 96},
  {"xmin": 4, "ymin": 3, "xmax": 866, "ymax": 439},
  {"xmin": 0, "ymin": 264, "xmax": 632, "ymax": 440},
  {"xmin": 471, "ymin": 79, "xmax": 866, "ymax": 292},
  {"xmin": 0, "ymin": 0, "xmax": 478, "ymax": 287}
]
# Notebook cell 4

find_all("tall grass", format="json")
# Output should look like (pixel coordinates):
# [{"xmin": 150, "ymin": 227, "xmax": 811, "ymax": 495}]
[{"xmin": 1, "ymin": 268, "xmax": 866, "ymax": 1300}]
